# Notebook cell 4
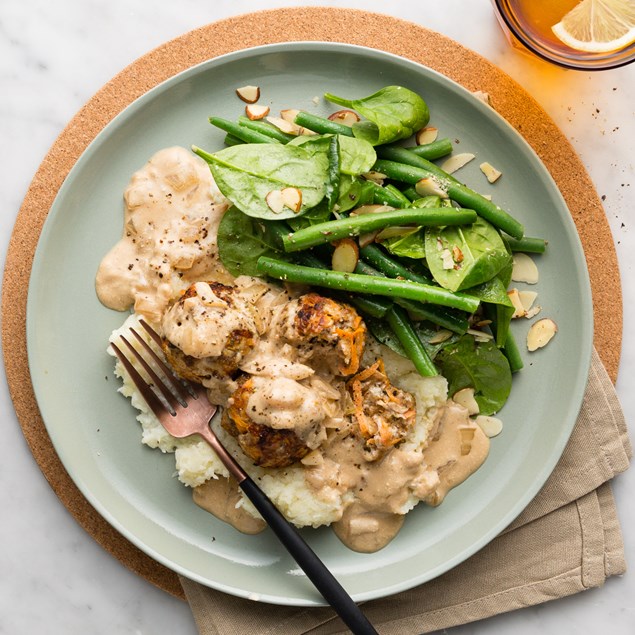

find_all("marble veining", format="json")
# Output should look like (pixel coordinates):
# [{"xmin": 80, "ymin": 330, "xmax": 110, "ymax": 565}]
[{"xmin": 1, "ymin": 0, "xmax": 633, "ymax": 633}]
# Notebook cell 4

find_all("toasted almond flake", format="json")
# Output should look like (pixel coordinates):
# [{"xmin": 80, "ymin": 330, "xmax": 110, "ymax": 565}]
[
  {"xmin": 472, "ymin": 90, "xmax": 492, "ymax": 106},
  {"xmin": 475, "ymin": 415, "xmax": 503, "ymax": 438},
  {"xmin": 467, "ymin": 328, "xmax": 494, "ymax": 343},
  {"xmin": 453, "ymin": 387, "xmax": 479, "ymax": 415},
  {"xmin": 518, "ymin": 290, "xmax": 538, "ymax": 311},
  {"xmin": 280, "ymin": 109, "xmax": 300, "ymax": 124},
  {"xmin": 479, "ymin": 161, "xmax": 502, "ymax": 183},
  {"xmin": 236, "ymin": 85, "xmax": 260, "ymax": 103},
  {"xmin": 351, "ymin": 204, "xmax": 393, "ymax": 216},
  {"xmin": 440, "ymin": 152, "xmax": 475, "ymax": 175},
  {"xmin": 428, "ymin": 329, "xmax": 454, "ymax": 345},
  {"xmin": 415, "ymin": 126, "xmax": 438, "ymax": 145},
  {"xmin": 507, "ymin": 288, "xmax": 527, "ymax": 318},
  {"xmin": 527, "ymin": 318, "xmax": 557, "ymax": 352},
  {"xmin": 415, "ymin": 176, "xmax": 448, "ymax": 198},
  {"xmin": 331, "ymin": 239, "xmax": 359, "ymax": 273},
  {"xmin": 440, "ymin": 248, "xmax": 454, "ymax": 270},
  {"xmin": 452, "ymin": 245, "xmax": 464, "ymax": 263},
  {"xmin": 281, "ymin": 187, "xmax": 302, "ymax": 213},
  {"xmin": 375, "ymin": 226, "xmax": 419, "ymax": 241},
  {"xmin": 525, "ymin": 305, "xmax": 542, "ymax": 319},
  {"xmin": 312, "ymin": 96, "xmax": 320, "ymax": 105},
  {"xmin": 328, "ymin": 109, "xmax": 360, "ymax": 126},
  {"xmin": 245, "ymin": 104, "xmax": 270, "ymax": 120},
  {"xmin": 512, "ymin": 253, "xmax": 539, "ymax": 284},
  {"xmin": 265, "ymin": 190, "xmax": 285, "ymax": 214},
  {"xmin": 361, "ymin": 171, "xmax": 387, "ymax": 184},
  {"xmin": 358, "ymin": 230, "xmax": 380, "ymax": 248},
  {"xmin": 266, "ymin": 115, "xmax": 302, "ymax": 135}
]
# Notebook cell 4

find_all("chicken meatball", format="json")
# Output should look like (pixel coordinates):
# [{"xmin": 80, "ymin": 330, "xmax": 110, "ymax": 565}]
[
  {"xmin": 277, "ymin": 293, "xmax": 366, "ymax": 376},
  {"xmin": 161, "ymin": 281, "xmax": 257, "ymax": 395},
  {"xmin": 347, "ymin": 359, "xmax": 417, "ymax": 460},
  {"xmin": 222, "ymin": 375, "xmax": 326, "ymax": 468}
]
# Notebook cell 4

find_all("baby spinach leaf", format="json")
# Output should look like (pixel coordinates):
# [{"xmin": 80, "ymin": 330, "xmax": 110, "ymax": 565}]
[
  {"xmin": 216, "ymin": 206, "xmax": 289, "ymax": 277},
  {"xmin": 324, "ymin": 85, "xmax": 430, "ymax": 146},
  {"xmin": 425, "ymin": 217, "xmax": 511, "ymax": 292},
  {"xmin": 379, "ymin": 196, "xmax": 449, "ymax": 258},
  {"xmin": 201, "ymin": 144, "xmax": 328, "ymax": 220},
  {"xmin": 435, "ymin": 335, "xmax": 512, "ymax": 415},
  {"xmin": 290, "ymin": 134, "xmax": 376, "ymax": 176},
  {"xmin": 286, "ymin": 200, "xmax": 332, "ymax": 231}
]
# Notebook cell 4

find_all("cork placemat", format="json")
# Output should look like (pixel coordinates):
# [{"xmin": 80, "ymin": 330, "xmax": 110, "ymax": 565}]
[{"xmin": 2, "ymin": 7, "xmax": 622, "ymax": 600}]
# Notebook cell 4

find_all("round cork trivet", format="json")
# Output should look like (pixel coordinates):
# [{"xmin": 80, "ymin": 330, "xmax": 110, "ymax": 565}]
[{"xmin": 2, "ymin": 7, "xmax": 622, "ymax": 600}]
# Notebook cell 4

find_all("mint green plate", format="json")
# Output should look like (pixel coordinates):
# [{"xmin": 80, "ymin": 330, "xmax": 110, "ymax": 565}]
[{"xmin": 26, "ymin": 42, "xmax": 592, "ymax": 606}]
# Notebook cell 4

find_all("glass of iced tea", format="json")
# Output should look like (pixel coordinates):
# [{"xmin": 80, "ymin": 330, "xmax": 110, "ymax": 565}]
[{"xmin": 492, "ymin": 0, "xmax": 635, "ymax": 70}]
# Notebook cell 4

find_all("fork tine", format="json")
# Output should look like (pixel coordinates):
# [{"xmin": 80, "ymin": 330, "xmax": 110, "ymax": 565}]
[
  {"xmin": 110, "ymin": 340, "xmax": 168, "ymax": 418},
  {"xmin": 128, "ymin": 327, "xmax": 191, "ymax": 405},
  {"xmin": 118, "ymin": 332, "xmax": 183, "ymax": 412}
]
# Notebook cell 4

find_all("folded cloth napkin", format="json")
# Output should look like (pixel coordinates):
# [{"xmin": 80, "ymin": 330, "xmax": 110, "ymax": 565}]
[{"xmin": 179, "ymin": 349, "xmax": 631, "ymax": 634}]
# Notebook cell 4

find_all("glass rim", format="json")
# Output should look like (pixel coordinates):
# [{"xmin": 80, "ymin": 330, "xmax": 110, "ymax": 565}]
[{"xmin": 493, "ymin": 0, "xmax": 635, "ymax": 71}]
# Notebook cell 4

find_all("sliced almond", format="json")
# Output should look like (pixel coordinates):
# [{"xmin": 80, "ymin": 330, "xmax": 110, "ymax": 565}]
[
  {"xmin": 358, "ymin": 230, "xmax": 380, "ymax": 248},
  {"xmin": 452, "ymin": 245, "xmax": 464, "ymax": 263},
  {"xmin": 375, "ymin": 226, "xmax": 418, "ymax": 241},
  {"xmin": 245, "ymin": 104, "xmax": 270, "ymax": 120},
  {"xmin": 281, "ymin": 187, "xmax": 302, "ymax": 213},
  {"xmin": 525, "ymin": 305, "xmax": 542, "ymax": 319},
  {"xmin": 518, "ymin": 290, "xmax": 538, "ymax": 312},
  {"xmin": 512, "ymin": 253, "xmax": 539, "ymax": 284},
  {"xmin": 507, "ymin": 288, "xmax": 527, "ymax": 318},
  {"xmin": 479, "ymin": 161, "xmax": 502, "ymax": 183},
  {"xmin": 415, "ymin": 176, "xmax": 448, "ymax": 198},
  {"xmin": 527, "ymin": 318, "xmax": 557, "ymax": 352},
  {"xmin": 467, "ymin": 328, "xmax": 494, "ymax": 343},
  {"xmin": 428, "ymin": 329, "xmax": 454, "ymax": 345},
  {"xmin": 236, "ymin": 85, "xmax": 260, "ymax": 103},
  {"xmin": 475, "ymin": 415, "xmax": 503, "ymax": 438},
  {"xmin": 300, "ymin": 449, "xmax": 324, "ymax": 467},
  {"xmin": 265, "ymin": 190, "xmax": 285, "ymax": 214},
  {"xmin": 280, "ymin": 109, "xmax": 300, "ymax": 124},
  {"xmin": 453, "ymin": 387, "xmax": 479, "ymax": 415},
  {"xmin": 266, "ymin": 115, "xmax": 302, "ymax": 135},
  {"xmin": 350, "ymin": 204, "xmax": 393, "ymax": 216},
  {"xmin": 415, "ymin": 126, "xmax": 438, "ymax": 145},
  {"xmin": 328, "ymin": 109, "xmax": 360, "ymax": 126},
  {"xmin": 440, "ymin": 152, "xmax": 475, "ymax": 175},
  {"xmin": 440, "ymin": 248, "xmax": 455, "ymax": 270},
  {"xmin": 331, "ymin": 239, "xmax": 359, "ymax": 273},
  {"xmin": 361, "ymin": 171, "xmax": 387, "ymax": 184}
]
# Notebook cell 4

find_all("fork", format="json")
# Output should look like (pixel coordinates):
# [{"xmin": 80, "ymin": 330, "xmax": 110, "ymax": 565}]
[{"xmin": 110, "ymin": 319, "xmax": 378, "ymax": 635}]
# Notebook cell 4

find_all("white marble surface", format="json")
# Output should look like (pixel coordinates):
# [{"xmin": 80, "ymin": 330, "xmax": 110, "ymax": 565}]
[{"xmin": 1, "ymin": 0, "xmax": 633, "ymax": 633}]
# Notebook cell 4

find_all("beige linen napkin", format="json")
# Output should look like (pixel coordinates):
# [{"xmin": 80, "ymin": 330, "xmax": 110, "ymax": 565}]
[{"xmin": 179, "ymin": 349, "xmax": 631, "ymax": 634}]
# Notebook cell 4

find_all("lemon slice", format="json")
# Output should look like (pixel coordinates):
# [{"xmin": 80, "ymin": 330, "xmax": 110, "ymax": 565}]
[{"xmin": 552, "ymin": 0, "xmax": 635, "ymax": 53}]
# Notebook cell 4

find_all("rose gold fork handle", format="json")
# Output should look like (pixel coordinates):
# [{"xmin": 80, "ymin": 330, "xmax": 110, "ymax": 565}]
[{"xmin": 196, "ymin": 425, "xmax": 249, "ymax": 483}]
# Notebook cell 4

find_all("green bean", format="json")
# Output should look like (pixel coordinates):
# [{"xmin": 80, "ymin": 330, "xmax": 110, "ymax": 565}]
[
  {"xmin": 401, "ymin": 186, "xmax": 420, "ymax": 202},
  {"xmin": 503, "ymin": 331, "xmax": 524, "ymax": 373},
  {"xmin": 256, "ymin": 257, "xmax": 480, "ymax": 312},
  {"xmin": 504, "ymin": 236, "xmax": 547, "ymax": 254},
  {"xmin": 294, "ymin": 111, "xmax": 354, "ymax": 137},
  {"xmin": 208, "ymin": 117, "xmax": 280, "ymax": 144},
  {"xmin": 326, "ymin": 135, "xmax": 340, "ymax": 212},
  {"xmin": 237, "ymin": 115, "xmax": 296, "ymax": 143},
  {"xmin": 409, "ymin": 138, "xmax": 453, "ymax": 160},
  {"xmin": 374, "ymin": 149, "xmax": 525, "ymax": 239},
  {"xmin": 386, "ymin": 306, "xmax": 438, "ymax": 376},
  {"xmin": 282, "ymin": 208, "xmax": 477, "ymax": 252},
  {"xmin": 360, "ymin": 244, "xmax": 432, "ymax": 284},
  {"xmin": 369, "ymin": 182, "xmax": 410, "ymax": 208},
  {"xmin": 223, "ymin": 133, "xmax": 244, "ymax": 147}
]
